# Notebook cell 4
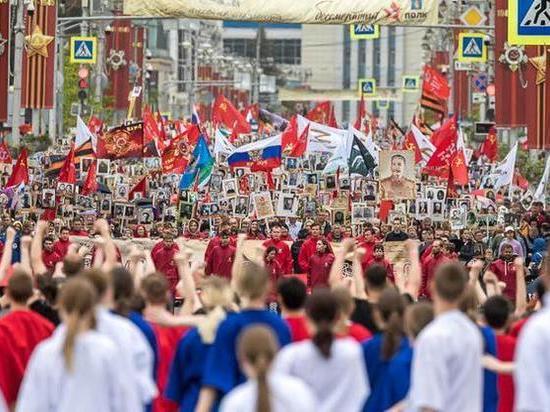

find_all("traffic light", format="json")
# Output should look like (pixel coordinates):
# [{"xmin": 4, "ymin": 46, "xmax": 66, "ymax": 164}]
[{"xmin": 78, "ymin": 66, "xmax": 89, "ymax": 102}]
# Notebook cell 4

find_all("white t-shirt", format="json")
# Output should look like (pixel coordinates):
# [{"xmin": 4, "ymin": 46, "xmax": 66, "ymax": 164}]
[
  {"xmin": 408, "ymin": 309, "xmax": 483, "ymax": 412},
  {"xmin": 16, "ymin": 329, "xmax": 140, "ymax": 412},
  {"xmin": 219, "ymin": 372, "xmax": 317, "ymax": 412},
  {"xmin": 515, "ymin": 294, "xmax": 550, "ymax": 412},
  {"xmin": 273, "ymin": 337, "xmax": 369, "ymax": 412}
]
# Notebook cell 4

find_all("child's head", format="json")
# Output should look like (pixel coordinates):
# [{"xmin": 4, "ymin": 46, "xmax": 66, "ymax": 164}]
[{"xmin": 483, "ymin": 295, "xmax": 512, "ymax": 331}]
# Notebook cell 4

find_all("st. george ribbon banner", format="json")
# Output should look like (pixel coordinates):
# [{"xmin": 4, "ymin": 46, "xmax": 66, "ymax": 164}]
[{"xmin": 124, "ymin": 0, "xmax": 438, "ymax": 25}]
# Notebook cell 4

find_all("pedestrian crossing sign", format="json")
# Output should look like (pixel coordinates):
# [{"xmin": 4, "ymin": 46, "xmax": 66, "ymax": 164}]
[
  {"xmin": 358, "ymin": 78, "xmax": 376, "ymax": 97},
  {"xmin": 458, "ymin": 33, "xmax": 486, "ymax": 63},
  {"xmin": 350, "ymin": 24, "xmax": 379, "ymax": 40},
  {"xmin": 70, "ymin": 37, "xmax": 97, "ymax": 64},
  {"xmin": 402, "ymin": 75, "xmax": 420, "ymax": 92},
  {"xmin": 509, "ymin": 0, "xmax": 550, "ymax": 45}
]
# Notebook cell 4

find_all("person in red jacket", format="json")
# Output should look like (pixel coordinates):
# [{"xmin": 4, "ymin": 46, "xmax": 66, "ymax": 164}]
[
  {"xmin": 278, "ymin": 277, "xmax": 310, "ymax": 342},
  {"xmin": 246, "ymin": 220, "xmax": 266, "ymax": 240},
  {"xmin": 53, "ymin": 227, "xmax": 71, "ymax": 259},
  {"xmin": 298, "ymin": 223, "xmax": 331, "ymax": 274},
  {"xmin": 182, "ymin": 219, "xmax": 206, "ymax": 240},
  {"xmin": 264, "ymin": 246, "xmax": 283, "ymax": 309},
  {"xmin": 326, "ymin": 224, "xmax": 346, "ymax": 243},
  {"xmin": 204, "ymin": 221, "xmax": 234, "ymax": 261},
  {"xmin": 41, "ymin": 236, "xmax": 62, "ymax": 272},
  {"xmin": 363, "ymin": 243, "xmax": 395, "ymax": 283},
  {"xmin": 263, "ymin": 224, "xmax": 293, "ymax": 274},
  {"xmin": 308, "ymin": 238, "xmax": 335, "ymax": 289},
  {"xmin": 205, "ymin": 232, "xmax": 236, "ymax": 280},
  {"xmin": 420, "ymin": 239, "xmax": 449, "ymax": 299},
  {"xmin": 486, "ymin": 244, "xmax": 518, "ymax": 302},
  {"xmin": 358, "ymin": 228, "xmax": 376, "ymax": 267},
  {"xmin": 69, "ymin": 219, "xmax": 89, "ymax": 236},
  {"xmin": 151, "ymin": 232, "xmax": 180, "ymax": 296}
]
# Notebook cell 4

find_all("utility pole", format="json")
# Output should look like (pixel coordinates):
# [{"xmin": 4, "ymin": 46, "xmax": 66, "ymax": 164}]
[
  {"xmin": 253, "ymin": 23, "xmax": 262, "ymax": 104},
  {"xmin": 95, "ymin": 24, "xmax": 105, "ymax": 101},
  {"xmin": 11, "ymin": 0, "xmax": 24, "ymax": 146}
]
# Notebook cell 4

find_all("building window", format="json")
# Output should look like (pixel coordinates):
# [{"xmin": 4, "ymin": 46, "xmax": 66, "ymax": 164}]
[
  {"xmin": 387, "ymin": 27, "xmax": 396, "ymax": 87},
  {"xmin": 271, "ymin": 39, "xmax": 301, "ymax": 65},
  {"xmin": 223, "ymin": 38, "xmax": 257, "ymax": 59},
  {"xmin": 372, "ymin": 37, "xmax": 381, "ymax": 83},
  {"xmin": 358, "ymin": 39, "xmax": 366, "ymax": 78}
]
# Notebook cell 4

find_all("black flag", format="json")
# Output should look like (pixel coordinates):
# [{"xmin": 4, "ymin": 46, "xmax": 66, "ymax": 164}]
[{"xmin": 348, "ymin": 135, "xmax": 376, "ymax": 177}]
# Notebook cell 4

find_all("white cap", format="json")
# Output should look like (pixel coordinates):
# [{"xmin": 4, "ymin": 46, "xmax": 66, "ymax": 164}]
[{"xmin": 505, "ymin": 226, "xmax": 515, "ymax": 233}]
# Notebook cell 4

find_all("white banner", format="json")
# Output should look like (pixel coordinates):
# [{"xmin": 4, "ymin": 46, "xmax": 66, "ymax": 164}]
[
  {"xmin": 297, "ymin": 115, "xmax": 348, "ymax": 154},
  {"xmin": 124, "ymin": 0, "xmax": 438, "ymax": 25}
]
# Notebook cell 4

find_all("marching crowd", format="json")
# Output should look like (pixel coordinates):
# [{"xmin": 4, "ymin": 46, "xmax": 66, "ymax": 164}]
[{"xmin": 0, "ymin": 199, "xmax": 548, "ymax": 412}]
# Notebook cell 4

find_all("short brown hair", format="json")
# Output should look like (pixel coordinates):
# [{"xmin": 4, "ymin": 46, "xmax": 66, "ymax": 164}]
[
  {"xmin": 236, "ymin": 261, "xmax": 269, "ymax": 300},
  {"xmin": 433, "ymin": 262, "xmax": 468, "ymax": 302},
  {"xmin": 7, "ymin": 270, "xmax": 34, "ymax": 304},
  {"xmin": 63, "ymin": 255, "xmax": 84, "ymax": 277},
  {"xmin": 140, "ymin": 273, "xmax": 169, "ymax": 305},
  {"xmin": 81, "ymin": 269, "xmax": 109, "ymax": 298}
]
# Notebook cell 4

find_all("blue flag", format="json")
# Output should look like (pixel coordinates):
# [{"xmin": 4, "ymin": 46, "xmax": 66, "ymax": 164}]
[{"xmin": 179, "ymin": 135, "xmax": 213, "ymax": 190}]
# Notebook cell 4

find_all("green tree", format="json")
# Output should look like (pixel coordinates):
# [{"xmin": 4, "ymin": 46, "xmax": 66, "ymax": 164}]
[{"xmin": 499, "ymin": 143, "xmax": 546, "ymax": 183}]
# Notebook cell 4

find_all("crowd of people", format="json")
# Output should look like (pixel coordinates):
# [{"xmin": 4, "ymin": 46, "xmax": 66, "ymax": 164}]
[{"xmin": 0, "ymin": 197, "xmax": 547, "ymax": 411}]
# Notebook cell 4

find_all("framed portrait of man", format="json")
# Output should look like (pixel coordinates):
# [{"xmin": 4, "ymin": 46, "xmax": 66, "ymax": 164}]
[
  {"xmin": 253, "ymin": 192, "xmax": 275, "ymax": 219},
  {"xmin": 276, "ymin": 194, "xmax": 298, "ymax": 217},
  {"xmin": 379, "ymin": 150, "xmax": 416, "ymax": 200}
]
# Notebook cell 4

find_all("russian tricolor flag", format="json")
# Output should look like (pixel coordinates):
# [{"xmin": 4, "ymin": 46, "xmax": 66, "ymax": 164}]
[{"xmin": 227, "ymin": 134, "xmax": 282, "ymax": 171}]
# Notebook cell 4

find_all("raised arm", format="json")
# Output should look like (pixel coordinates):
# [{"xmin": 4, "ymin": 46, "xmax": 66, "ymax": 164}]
[
  {"xmin": 329, "ymin": 238, "xmax": 355, "ymax": 289},
  {"xmin": 230, "ymin": 234, "xmax": 247, "ymax": 292},
  {"xmin": 30, "ymin": 221, "xmax": 48, "ymax": 275},
  {"xmin": 0, "ymin": 227, "xmax": 16, "ymax": 282},
  {"xmin": 94, "ymin": 219, "xmax": 118, "ymax": 271},
  {"xmin": 514, "ymin": 257, "xmax": 527, "ymax": 316},
  {"xmin": 352, "ymin": 247, "xmax": 368, "ymax": 299},
  {"xmin": 403, "ymin": 239, "xmax": 422, "ymax": 300},
  {"xmin": 174, "ymin": 241, "xmax": 199, "ymax": 316},
  {"xmin": 19, "ymin": 236, "xmax": 33, "ymax": 276},
  {"xmin": 468, "ymin": 259, "xmax": 487, "ymax": 305}
]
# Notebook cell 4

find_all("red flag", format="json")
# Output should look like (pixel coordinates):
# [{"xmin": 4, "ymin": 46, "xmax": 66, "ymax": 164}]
[
  {"xmin": 425, "ymin": 118, "xmax": 458, "ymax": 169},
  {"xmin": 175, "ymin": 124, "xmax": 201, "ymax": 146},
  {"xmin": 281, "ymin": 116, "xmax": 298, "ymax": 155},
  {"xmin": 81, "ymin": 159, "xmax": 98, "ymax": 196},
  {"xmin": 143, "ymin": 107, "xmax": 162, "ymax": 157},
  {"xmin": 451, "ymin": 150, "xmax": 469, "ymax": 186},
  {"xmin": 480, "ymin": 127, "xmax": 499, "ymax": 162},
  {"xmin": 129, "ymin": 176, "xmax": 148, "ymax": 200},
  {"xmin": 97, "ymin": 122, "xmax": 144, "ymax": 159},
  {"xmin": 6, "ymin": 148, "xmax": 29, "ymax": 187},
  {"xmin": 306, "ymin": 101, "xmax": 331, "ymax": 124},
  {"xmin": 328, "ymin": 105, "xmax": 338, "ymax": 128},
  {"xmin": 162, "ymin": 139, "xmax": 190, "ymax": 174},
  {"xmin": 0, "ymin": 143, "xmax": 13, "ymax": 164},
  {"xmin": 404, "ymin": 131, "xmax": 422, "ymax": 163},
  {"xmin": 156, "ymin": 109, "xmax": 168, "ymax": 141},
  {"xmin": 354, "ymin": 93, "xmax": 365, "ymax": 130},
  {"xmin": 212, "ymin": 95, "xmax": 251, "ymax": 136},
  {"xmin": 58, "ymin": 145, "xmax": 76, "ymax": 184},
  {"xmin": 291, "ymin": 124, "xmax": 309, "ymax": 157},
  {"xmin": 430, "ymin": 116, "xmax": 456, "ymax": 149},
  {"xmin": 422, "ymin": 65, "xmax": 450, "ymax": 100},
  {"xmin": 88, "ymin": 116, "xmax": 103, "ymax": 135}
]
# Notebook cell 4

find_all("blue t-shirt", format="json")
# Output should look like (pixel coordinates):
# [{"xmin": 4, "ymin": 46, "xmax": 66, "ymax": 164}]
[
  {"xmin": 0, "ymin": 232, "xmax": 21, "ymax": 264},
  {"xmin": 165, "ymin": 328, "xmax": 211, "ymax": 411},
  {"xmin": 203, "ymin": 309, "xmax": 291, "ymax": 396},
  {"xmin": 480, "ymin": 326, "xmax": 498, "ymax": 412},
  {"xmin": 362, "ymin": 333, "xmax": 410, "ymax": 412},
  {"xmin": 384, "ymin": 344, "xmax": 413, "ymax": 408},
  {"xmin": 128, "ymin": 311, "xmax": 158, "ymax": 412}
]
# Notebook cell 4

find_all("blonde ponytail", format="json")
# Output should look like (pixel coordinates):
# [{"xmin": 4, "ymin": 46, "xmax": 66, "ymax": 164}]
[{"xmin": 59, "ymin": 278, "xmax": 98, "ymax": 372}]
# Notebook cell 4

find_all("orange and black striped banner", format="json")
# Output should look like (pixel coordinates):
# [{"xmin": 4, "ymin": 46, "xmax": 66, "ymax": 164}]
[
  {"xmin": 0, "ymin": 0, "xmax": 9, "ymax": 121},
  {"xmin": 21, "ymin": 0, "xmax": 57, "ymax": 109},
  {"xmin": 46, "ymin": 140, "xmax": 95, "ymax": 177}
]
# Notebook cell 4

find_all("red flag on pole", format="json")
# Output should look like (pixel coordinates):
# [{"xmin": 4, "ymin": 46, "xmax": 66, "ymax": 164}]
[
  {"xmin": 212, "ymin": 95, "xmax": 251, "ymax": 137},
  {"xmin": 281, "ymin": 116, "xmax": 298, "ymax": 155},
  {"xmin": 81, "ymin": 159, "xmax": 98, "ymax": 196},
  {"xmin": 306, "ymin": 101, "xmax": 331, "ymax": 125},
  {"xmin": 404, "ymin": 131, "xmax": 422, "ymax": 163},
  {"xmin": 354, "ymin": 93, "xmax": 365, "ymax": 130},
  {"xmin": 58, "ymin": 145, "xmax": 76, "ymax": 184},
  {"xmin": 328, "ymin": 105, "xmax": 338, "ymax": 128},
  {"xmin": 6, "ymin": 149, "xmax": 29, "ymax": 188},
  {"xmin": 480, "ymin": 127, "xmax": 499, "ymax": 162},
  {"xmin": 422, "ymin": 65, "xmax": 450, "ymax": 100}
]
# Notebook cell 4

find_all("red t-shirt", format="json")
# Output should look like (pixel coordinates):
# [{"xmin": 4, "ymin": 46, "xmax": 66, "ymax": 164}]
[
  {"xmin": 489, "ymin": 259, "xmax": 517, "ymax": 302},
  {"xmin": 284, "ymin": 315, "xmax": 310, "ymax": 342},
  {"xmin": 337, "ymin": 323, "xmax": 372, "ymax": 343},
  {"xmin": 205, "ymin": 245, "xmax": 236, "ymax": 280},
  {"xmin": 151, "ymin": 242, "xmax": 180, "ymax": 294},
  {"xmin": 42, "ymin": 249, "xmax": 62, "ymax": 271},
  {"xmin": 496, "ymin": 334, "xmax": 517, "ymax": 412},
  {"xmin": 0, "ymin": 310, "xmax": 55, "ymax": 405},
  {"xmin": 420, "ymin": 253, "xmax": 449, "ymax": 299},
  {"xmin": 53, "ymin": 238, "xmax": 71, "ymax": 259},
  {"xmin": 309, "ymin": 252, "xmax": 335, "ymax": 289},
  {"xmin": 151, "ymin": 324, "xmax": 188, "ymax": 412},
  {"xmin": 265, "ymin": 259, "xmax": 284, "ymax": 302}
]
